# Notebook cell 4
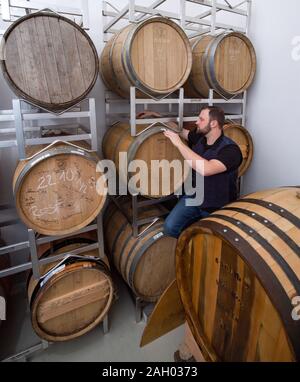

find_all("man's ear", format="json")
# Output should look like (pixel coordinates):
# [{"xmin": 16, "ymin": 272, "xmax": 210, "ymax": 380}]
[{"xmin": 211, "ymin": 120, "xmax": 218, "ymax": 129}]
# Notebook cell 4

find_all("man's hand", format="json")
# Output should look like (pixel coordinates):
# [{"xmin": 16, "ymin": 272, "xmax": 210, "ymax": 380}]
[{"xmin": 163, "ymin": 129, "xmax": 183, "ymax": 148}]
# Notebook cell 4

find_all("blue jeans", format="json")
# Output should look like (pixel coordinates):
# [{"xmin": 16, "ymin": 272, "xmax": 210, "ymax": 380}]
[{"xmin": 164, "ymin": 195, "xmax": 210, "ymax": 239}]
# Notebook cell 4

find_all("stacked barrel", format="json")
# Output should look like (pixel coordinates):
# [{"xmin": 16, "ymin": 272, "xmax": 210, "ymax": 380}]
[
  {"xmin": 27, "ymin": 237, "xmax": 114, "ymax": 342},
  {"xmin": 185, "ymin": 32, "xmax": 257, "ymax": 99},
  {"xmin": 0, "ymin": 11, "xmax": 112, "ymax": 342},
  {"xmin": 100, "ymin": 18, "xmax": 194, "ymax": 301}
]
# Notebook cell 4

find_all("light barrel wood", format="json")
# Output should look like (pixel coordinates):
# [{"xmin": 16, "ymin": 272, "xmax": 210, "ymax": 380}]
[
  {"xmin": 185, "ymin": 32, "xmax": 256, "ymax": 99},
  {"xmin": 13, "ymin": 142, "xmax": 107, "ymax": 236},
  {"xmin": 104, "ymin": 200, "xmax": 176, "ymax": 302},
  {"xmin": 103, "ymin": 123, "xmax": 188, "ymax": 198},
  {"xmin": 100, "ymin": 17, "xmax": 192, "ymax": 98},
  {"xmin": 1, "ymin": 11, "xmax": 98, "ymax": 111},
  {"xmin": 27, "ymin": 239, "xmax": 114, "ymax": 342},
  {"xmin": 176, "ymin": 187, "xmax": 300, "ymax": 362},
  {"xmin": 223, "ymin": 123, "xmax": 254, "ymax": 177}
]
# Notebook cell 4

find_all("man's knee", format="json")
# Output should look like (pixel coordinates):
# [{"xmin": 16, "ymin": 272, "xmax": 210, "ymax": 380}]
[{"xmin": 163, "ymin": 218, "xmax": 180, "ymax": 239}]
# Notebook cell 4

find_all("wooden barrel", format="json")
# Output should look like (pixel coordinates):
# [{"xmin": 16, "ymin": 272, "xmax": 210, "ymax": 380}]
[
  {"xmin": 185, "ymin": 32, "xmax": 256, "ymax": 99},
  {"xmin": 27, "ymin": 238, "xmax": 114, "ymax": 342},
  {"xmin": 100, "ymin": 17, "xmax": 192, "ymax": 98},
  {"xmin": 103, "ymin": 123, "xmax": 188, "ymax": 198},
  {"xmin": 223, "ymin": 123, "xmax": 254, "ymax": 177},
  {"xmin": 13, "ymin": 141, "xmax": 107, "ymax": 236},
  {"xmin": 176, "ymin": 187, "xmax": 300, "ymax": 362},
  {"xmin": 0, "ymin": 11, "xmax": 98, "ymax": 111},
  {"xmin": 104, "ymin": 200, "xmax": 176, "ymax": 302}
]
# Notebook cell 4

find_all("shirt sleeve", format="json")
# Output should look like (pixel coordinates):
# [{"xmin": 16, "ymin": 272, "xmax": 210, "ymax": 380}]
[
  {"xmin": 188, "ymin": 130, "xmax": 202, "ymax": 146},
  {"xmin": 214, "ymin": 145, "xmax": 243, "ymax": 172}
]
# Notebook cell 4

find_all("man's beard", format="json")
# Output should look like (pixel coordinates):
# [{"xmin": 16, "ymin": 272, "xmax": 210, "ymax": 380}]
[{"xmin": 198, "ymin": 122, "xmax": 212, "ymax": 136}]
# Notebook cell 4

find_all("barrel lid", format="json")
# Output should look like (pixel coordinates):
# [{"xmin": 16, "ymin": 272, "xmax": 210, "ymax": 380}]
[{"xmin": 1, "ymin": 11, "xmax": 98, "ymax": 111}]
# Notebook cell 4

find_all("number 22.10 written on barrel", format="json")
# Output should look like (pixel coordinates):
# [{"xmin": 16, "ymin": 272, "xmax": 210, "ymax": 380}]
[{"xmin": 37, "ymin": 169, "xmax": 90, "ymax": 194}]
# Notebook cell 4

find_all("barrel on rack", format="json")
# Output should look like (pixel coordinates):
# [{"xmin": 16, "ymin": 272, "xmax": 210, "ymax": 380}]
[
  {"xmin": 104, "ymin": 200, "xmax": 176, "ymax": 302},
  {"xmin": 100, "ymin": 17, "xmax": 192, "ymax": 98},
  {"xmin": 0, "ymin": 11, "xmax": 98, "ymax": 111},
  {"xmin": 176, "ymin": 187, "xmax": 300, "ymax": 362},
  {"xmin": 185, "ymin": 32, "xmax": 257, "ymax": 99},
  {"xmin": 103, "ymin": 123, "xmax": 189, "ymax": 198},
  {"xmin": 177, "ymin": 120, "xmax": 254, "ymax": 177},
  {"xmin": 27, "ymin": 238, "xmax": 114, "ymax": 342},
  {"xmin": 223, "ymin": 123, "xmax": 254, "ymax": 177},
  {"xmin": 13, "ymin": 141, "xmax": 107, "ymax": 236}
]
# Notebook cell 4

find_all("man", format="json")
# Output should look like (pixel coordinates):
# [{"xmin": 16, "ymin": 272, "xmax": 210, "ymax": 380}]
[{"xmin": 163, "ymin": 106, "xmax": 243, "ymax": 239}]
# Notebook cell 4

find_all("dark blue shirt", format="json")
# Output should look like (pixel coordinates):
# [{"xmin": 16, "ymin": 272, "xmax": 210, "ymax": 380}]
[{"xmin": 188, "ymin": 130, "xmax": 243, "ymax": 212}]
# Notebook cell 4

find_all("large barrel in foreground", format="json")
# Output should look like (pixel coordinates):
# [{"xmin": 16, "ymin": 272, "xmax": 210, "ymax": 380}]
[
  {"xmin": 27, "ymin": 239, "xmax": 114, "ymax": 342},
  {"xmin": 103, "ymin": 123, "xmax": 188, "ymax": 198},
  {"xmin": 176, "ymin": 187, "xmax": 300, "ymax": 362},
  {"xmin": 104, "ymin": 200, "xmax": 176, "ymax": 302},
  {"xmin": 1, "ymin": 11, "xmax": 98, "ymax": 111},
  {"xmin": 13, "ymin": 142, "xmax": 107, "ymax": 236},
  {"xmin": 100, "ymin": 17, "xmax": 192, "ymax": 98},
  {"xmin": 185, "ymin": 32, "xmax": 256, "ymax": 99}
]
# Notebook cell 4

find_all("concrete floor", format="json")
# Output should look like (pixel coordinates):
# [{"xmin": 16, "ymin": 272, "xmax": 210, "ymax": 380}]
[{"xmin": 0, "ymin": 272, "xmax": 184, "ymax": 362}]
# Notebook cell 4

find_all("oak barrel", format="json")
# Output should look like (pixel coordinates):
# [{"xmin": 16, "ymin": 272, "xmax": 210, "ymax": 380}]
[
  {"xmin": 0, "ymin": 11, "xmax": 98, "ymax": 111},
  {"xmin": 100, "ymin": 17, "xmax": 192, "ymax": 98},
  {"xmin": 104, "ymin": 200, "xmax": 176, "ymax": 302},
  {"xmin": 103, "ymin": 123, "xmax": 188, "ymax": 198},
  {"xmin": 13, "ymin": 141, "xmax": 107, "ymax": 236},
  {"xmin": 27, "ymin": 238, "xmax": 114, "ymax": 342},
  {"xmin": 176, "ymin": 187, "xmax": 300, "ymax": 362},
  {"xmin": 185, "ymin": 32, "xmax": 256, "ymax": 99},
  {"xmin": 223, "ymin": 123, "xmax": 254, "ymax": 177}
]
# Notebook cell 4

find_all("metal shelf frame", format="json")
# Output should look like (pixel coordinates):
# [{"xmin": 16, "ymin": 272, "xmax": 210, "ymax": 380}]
[
  {"xmin": 102, "ymin": 0, "xmax": 251, "ymax": 42},
  {"xmin": 106, "ymin": 87, "xmax": 247, "ymax": 137},
  {"xmin": 103, "ymin": 0, "xmax": 251, "ymax": 134},
  {"xmin": 101, "ymin": 0, "xmax": 252, "ymax": 315},
  {"xmin": 102, "ymin": 0, "xmax": 251, "ymax": 234},
  {"xmin": 0, "ymin": 0, "xmax": 90, "ymax": 34},
  {"xmin": 0, "ymin": 97, "xmax": 105, "ymax": 280},
  {"xmin": 0, "ymin": 97, "xmax": 109, "ymax": 362}
]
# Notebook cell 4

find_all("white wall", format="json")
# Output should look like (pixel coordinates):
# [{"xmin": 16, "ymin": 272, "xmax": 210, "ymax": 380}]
[{"xmin": 243, "ymin": 0, "xmax": 300, "ymax": 193}]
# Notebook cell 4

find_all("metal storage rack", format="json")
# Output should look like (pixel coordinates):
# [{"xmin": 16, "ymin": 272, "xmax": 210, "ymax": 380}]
[
  {"xmin": 102, "ymin": 0, "xmax": 251, "ymax": 225},
  {"xmin": 0, "ymin": 1, "xmax": 112, "ymax": 361},
  {"xmin": 0, "ymin": 0, "xmax": 90, "ymax": 31},
  {"xmin": 101, "ymin": 0, "xmax": 252, "ymax": 318},
  {"xmin": 103, "ymin": 0, "xmax": 251, "ymax": 130},
  {"xmin": 0, "ymin": 98, "xmax": 109, "ymax": 362}
]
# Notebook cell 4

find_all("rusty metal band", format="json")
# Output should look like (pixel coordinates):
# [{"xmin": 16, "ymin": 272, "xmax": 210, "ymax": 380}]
[
  {"xmin": 211, "ymin": 213, "xmax": 300, "ymax": 296},
  {"xmin": 222, "ymin": 207, "xmax": 300, "ymax": 258},
  {"xmin": 237, "ymin": 199, "xmax": 300, "ymax": 229}
]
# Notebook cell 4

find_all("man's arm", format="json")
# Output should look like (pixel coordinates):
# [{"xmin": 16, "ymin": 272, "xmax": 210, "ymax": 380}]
[
  {"xmin": 180, "ymin": 129, "xmax": 190, "ymax": 141},
  {"xmin": 164, "ymin": 130, "xmax": 227, "ymax": 177},
  {"xmin": 165, "ymin": 122, "xmax": 190, "ymax": 141},
  {"xmin": 137, "ymin": 112, "xmax": 191, "ymax": 142}
]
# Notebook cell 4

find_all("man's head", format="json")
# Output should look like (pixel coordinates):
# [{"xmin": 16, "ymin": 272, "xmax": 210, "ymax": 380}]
[{"xmin": 196, "ymin": 107, "xmax": 225, "ymax": 135}]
